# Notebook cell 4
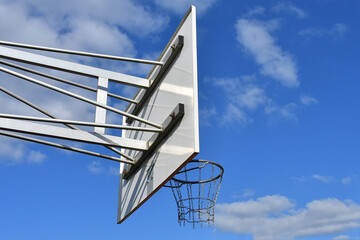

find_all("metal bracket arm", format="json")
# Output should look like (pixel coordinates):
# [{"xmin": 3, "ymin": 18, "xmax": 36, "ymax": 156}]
[
  {"xmin": 123, "ymin": 103, "xmax": 185, "ymax": 179},
  {"xmin": 0, "ymin": 118, "xmax": 148, "ymax": 150}
]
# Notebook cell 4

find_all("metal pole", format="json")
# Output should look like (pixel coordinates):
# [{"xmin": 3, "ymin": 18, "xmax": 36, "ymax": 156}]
[
  {"xmin": 0, "ymin": 86, "xmax": 77, "ymax": 129},
  {"xmin": 0, "ymin": 40, "xmax": 164, "ymax": 66},
  {"xmin": 0, "ymin": 114, "xmax": 162, "ymax": 132},
  {"xmin": 0, "ymin": 130, "xmax": 135, "ymax": 164}
]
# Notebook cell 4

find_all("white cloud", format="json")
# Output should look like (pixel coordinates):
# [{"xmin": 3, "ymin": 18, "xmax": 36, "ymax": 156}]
[
  {"xmin": 313, "ymin": 174, "xmax": 333, "ymax": 183},
  {"xmin": 153, "ymin": 0, "xmax": 217, "ymax": 16},
  {"xmin": 216, "ymin": 195, "xmax": 360, "ymax": 240},
  {"xmin": 271, "ymin": 3, "xmax": 307, "ymax": 18},
  {"xmin": 0, "ymin": 136, "xmax": 25, "ymax": 164},
  {"xmin": 27, "ymin": 150, "xmax": 46, "ymax": 164},
  {"xmin": 265, "ymin": 102, "xmax": 297, "ymax": 121},
  {"xmin": 108, "ymin": 166, "xmax": 120, "ymax": 176},
  {"xmin": 210, "ymin": 77, "xmax": 268, "ymax": 125},
  {"xmin": 59, "ymin": 18, "xmax": 135, "ymax": 56},
  {"xmin": 87, "ymin": 161, "xmax": 120, "ymax": 175},
  {"xmin": 7, "ymin": 0, "xmax": 168, "ymax": 37},
  {"xmin": 238, "ymin": 87, "xmax": 267, "ymax": 110},
  {"xmin": 333, "ymin": 235, "xmax": 350, "ymax": 240},
  {"xmin": 301, "ymin": 95, "xmax": 318, "ymax": 106},
  {"xmin": 243, "ymin": 6, "xmax": 265, "ymax": 18},
  {"xmin": 342, "ymin": 177, "xmax": 352, "ymax": 185},
  {"xmin": 299, "ymin": 23, "xmax": 348, "ymax": 38},
  {"xmin": 294, "ymin": 175, "xmax": 354, "ymax": 185},
  {"xmin": 223, "ymin": 103, "xmax": 251, "ymax": 126},
  {"xmin": 206, "ymin": 77, "xmax": 299, "ymax": 125},
  {"xmin": 213, "ymin": 77, "xmax": 267, "ymax": 110},
  {"xmin": 0, "ymin": 1, "xmax": 58, "ymax": 46},
  {"xmin": 199, "ymin": 106, "xmax": 217, "ymax": 126},
  {"xmin": 236, "ymin": 19, "xmax": 299, "ymax": 88},
  {"xmin": 333, "ymin": 24, "xmax": 348, "ymax": 37},
  {"xmin": 217, "ymin": 195, "xmax": 294, "ymax": 218},
  {"xmin": 232, "ymin": 188, "xmax": 256, "ymax": 199},
  {"xmin": 87, "ymin": 161, "xmax": 105, "ymax": 174},
  {"xmin": 0, "ymin": 136, "xmax": 46, "ymax": 165}
]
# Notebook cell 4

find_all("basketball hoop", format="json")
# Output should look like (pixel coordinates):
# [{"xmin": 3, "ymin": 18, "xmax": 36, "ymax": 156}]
[{"xmin": 166, "ymin": 160, "xmax": 224, "ymax": 227}]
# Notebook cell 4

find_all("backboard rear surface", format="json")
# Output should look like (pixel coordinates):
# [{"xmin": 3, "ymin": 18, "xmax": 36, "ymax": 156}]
[{"xmin": 117, "ymin": 6, "xmax": 199, "ymax": 223}]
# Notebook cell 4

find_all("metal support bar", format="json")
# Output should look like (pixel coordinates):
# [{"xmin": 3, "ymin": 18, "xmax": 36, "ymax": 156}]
[
  {"xmin": 0, "ymin": 40, "xmax": 164, "ymax": 66},
  {"xmin": 0, "ymin": 66, "xmax": 162, "ymax": 129},
  {"xmin": 0, "ymin": 45, "xmax": 150, "ymax": 87},
  {"xmin": 0, "ymin": 118, "xmax": 149, "ymax": 150},
  {"xmin": 0, "ymin": 130, "xmax": 135, "ymax": 164},
  {"xmin": 123, "ymin": 103, "xmax": 185, "ymax": 179},
  {"xmin": 0, "ymin": 60, "xmax": 138, "ymax": 104},
  {"xmin": 126, "ymin": 35, "xmax": 184, "ymax": 124},
  {"xmin": 0, "ymin": 114, "xmax": 162, "ymax": 132},
  {"xmin": 0, "ymin": 86, "xmax": 136, "ymax": 160},
  {"xmin": 0, "ymin": 86, "xmax": 77, "ymax": 130}
]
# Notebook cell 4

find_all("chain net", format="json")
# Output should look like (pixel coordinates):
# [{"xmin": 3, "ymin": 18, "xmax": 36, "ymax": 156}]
[{"xmin": 168, "ymin": 160, "xmax": 224, "ymax": 228}]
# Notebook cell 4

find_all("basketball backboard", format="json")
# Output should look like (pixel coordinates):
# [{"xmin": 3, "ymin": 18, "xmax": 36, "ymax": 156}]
[{"xmin": 117, "ymin": 6, "xmax": 199, "ymax": 223}]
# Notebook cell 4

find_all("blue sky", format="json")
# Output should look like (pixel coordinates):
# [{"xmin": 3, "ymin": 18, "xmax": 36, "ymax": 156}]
[{"xmin": 0, "ymin": 0, "xmax": 360, "ymax": 240}]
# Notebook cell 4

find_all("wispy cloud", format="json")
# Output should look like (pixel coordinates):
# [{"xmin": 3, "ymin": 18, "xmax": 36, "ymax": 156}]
[
  {"xmin": 299, "ymin": 23, "xmax": 348, "ymax": 38},
  {"xmin": 223, "ymin": 103, "xmax": 251, "ymax": 126},
  {"xmin": 0, "ymin": 137, "xmax": 47, "ymax": 165},
  {"xmin": 0, "ymin": 137, "xmax": 26, "ymax": 164},
  {"xmin": 271, "ymin": 3, "xmax": 307, "ymax": 18},
  {"xmin": 232, "ymin": 188, "xmax": 256, "ymax": 199},
  {"xmin": 0, "ymin": 0, "xmax": 169, "ymax": 48},
  {"xmin": 243, "ymin": 6, "xmax": 265, "ymax": 18},
  {"xmin": 265, "ymin": 101, "xmax": 297, "ymax": 122},
  {"xmin": 236, "ymin": 19, "xmax": 299, "ymax": 87},
  {"xmin": 205, "ymin": 76, "xmax": 299, "ymax": 126},
  {"xmin": 313, "ymin": 174, "xmax": 333, "ymax": 183},
  {"xmin": 216, "ymin": 195, "xmax": 360, "ymax": 239},
  {"xmin": 87, "ymin": 161, "xmax": 120, "ymax": 175},
  {"xmin": 300, "ymin": 95, "xmax": 318, "ymax": 106},
  {"xmin": 213, "ymin": 77, "xmax": 267, "ymax": 110},
  {"xmin": 27, "ymin": 150, "xmax": 46, "ymax": 164},
  {"xmin": 209, "ymin": 77, "xmax": 267, "ymax": 125},
  {"xmin": 108, "ymin": 166, "xmax": 120, "ymax": 176},
  {"xmin": 294, "ymin": 174, "xmax": 355, "ymax": 185},
  {"xmin": 342, "ymin": 176, "xmax": 356, "ymax": 185},
  {"xmin": 87, "ymin": 161, "xmax": 105, "ymax": 174},
  {"xmin": 199, "ymin": 106, "xmax": 217, "ymax": 126},
  {"xmin": 333, "ymin": 235, "xmax": 350, "ymax": 240}
]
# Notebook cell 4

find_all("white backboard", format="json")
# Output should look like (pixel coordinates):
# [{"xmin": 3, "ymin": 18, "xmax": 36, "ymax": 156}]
[{"xmin": 117, "ymin": 6, "xmax": 199, "ymax": 223}]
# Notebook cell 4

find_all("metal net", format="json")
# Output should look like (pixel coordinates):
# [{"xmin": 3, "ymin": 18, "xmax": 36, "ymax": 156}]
[{"xmin": 168, "ymin": 160, "xmax": 224, "ymax": 227}]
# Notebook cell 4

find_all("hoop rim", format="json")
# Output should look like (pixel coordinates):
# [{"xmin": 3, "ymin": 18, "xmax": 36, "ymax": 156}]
[{"xmin": 170, "ymin": 159, "xmax": 224, "ymax": 185}]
